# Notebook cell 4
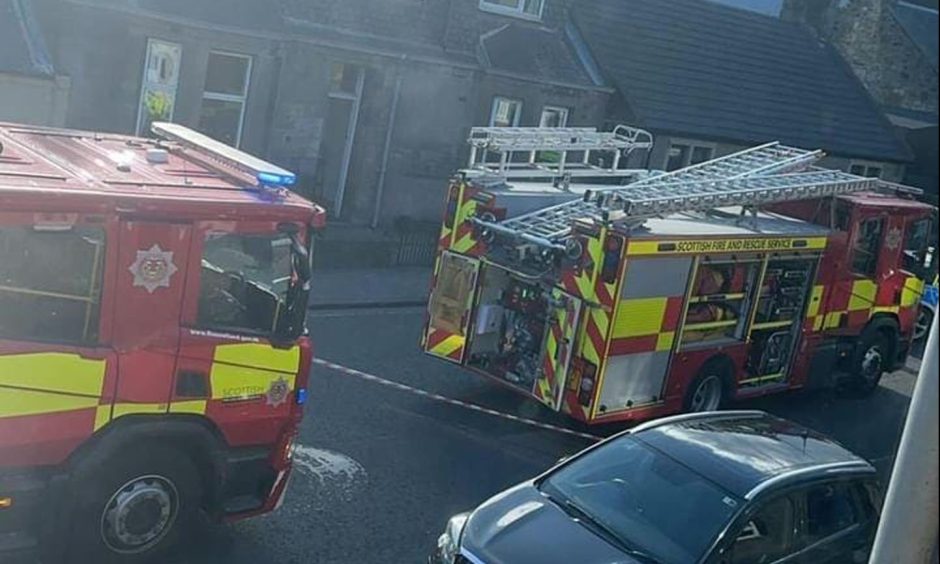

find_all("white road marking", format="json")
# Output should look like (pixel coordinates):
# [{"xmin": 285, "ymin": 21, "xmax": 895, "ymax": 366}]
[{"xmin": 313, "ymin": 358, "xmax": 601, "ymax": 442}]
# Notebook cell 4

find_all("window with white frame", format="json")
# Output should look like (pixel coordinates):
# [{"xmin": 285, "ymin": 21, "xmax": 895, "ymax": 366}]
[
  {"xmin": 479, "ymin": 0, "xmax": 544, "ymax": 19},
  {"xmin": 198, "ymin": 51, "xmax": 252, "ymax": 147},
  {"xmin": 490, "ymin": 97, "xmax": 523, "ymax": 127},
  {"xmin": 665, "ymin": 140, "xmax": 715, "ymax": 171},
  {"xmin": 539, "ymin": 106, "xmax": 569, "ymax": 128},
  {"xmin": 136, "ymin": 39, "xmax": 181, "ymax": 136},
  {"xmin": 849, "ymin": 160, "xmax": 885, "ymax": 179}
]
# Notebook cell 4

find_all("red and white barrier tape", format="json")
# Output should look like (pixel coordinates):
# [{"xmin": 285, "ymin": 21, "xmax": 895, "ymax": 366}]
[{"xmin": 313, "ymin": 358, "xmax": 601, "ymax": 442}]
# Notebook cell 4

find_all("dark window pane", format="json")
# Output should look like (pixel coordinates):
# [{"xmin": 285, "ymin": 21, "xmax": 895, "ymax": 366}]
[
  {"xmin": 691, "ymin": 146, "xmax": 713, "ymax": 165},
  {"xmin": 902, "ymin": 218, "xmax": 931, "ymax": 273},
  {"xmin": 730, "ymin": 495, "xmax": 795, "ymax": 564},
  {"xmin": 198, "ymin": 233, "xmax": 292, "ymax": 335},
  {"xmin": 329, "ymin": 63, "xmax": 362, "ymax": 94},
  {"xmin": 850, "ymin": 164, "xmax": 866, "ymax": 175},
  {"xmin": 198, "ymin": 98, "xmax": 243, "ymax": 146},
  {"xmin": 852, "ymin": 218, "xmax": 884, "ymax": 277},
  {"xmin": 204, "ymin": 53, "xmax": 249, "ymax": 96},
  {"xmin": 0, "ymin": 226, "xmax": 105, "ymax": 344},
  {"xmin": 803, "ymin": 483, "xmax": 859, "ymax": 544},
  {"xmin": 524, "ymin": 0, "xmax": 543, "ymax": 15},
  {"xmin": 667, "ymin": 144, "xmax": 689, "ymax": 171}
]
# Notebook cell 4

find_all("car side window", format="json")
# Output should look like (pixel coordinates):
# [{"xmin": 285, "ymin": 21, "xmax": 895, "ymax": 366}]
[
  {"xmin": 801, "ymin": 483, "xmax": 860, "ymax": 545},
  {"xmin": 729, "ymin": 495, "xmax": 797, "ymax": 564}
]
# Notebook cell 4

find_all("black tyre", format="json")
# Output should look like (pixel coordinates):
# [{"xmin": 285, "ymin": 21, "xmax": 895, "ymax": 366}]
[
  {"xmin": 851, "ymin": 331, "xmax": 891, "ymax": 396},
  {"xmin": 66, "ymin": 445, "xmax": 203, "ymax": 564},
  {"xmin": 684, "ymin": 360, "xmax": 731, "ymax": 413}
]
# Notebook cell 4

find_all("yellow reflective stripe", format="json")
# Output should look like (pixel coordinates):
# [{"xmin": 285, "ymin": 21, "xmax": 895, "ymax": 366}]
[
  {"xmin": 740, "ymin": 372, "xmax": 786, "ymax": 385},
  {"xmin": 626, "ymin": 236, "xmax": 828, "ymax": 256},
  {"xmin": 813, "ymin": 316, "xmax": 824, "ymax": 332},
  {"xmin": 0, "ymin": 387, "xmax": 99, "ymax": 418},
  {"xmin": 824, "ymin": 312, "xmax": 843, "ymax": 329},
  {"xmin": 626, "ymin": 240, "xmax": 660, "ymax": 256},
  {"xmin": 806, "ymin": 285, "xmax": 824, "ymax": 318},
  {"xmin": 94, "ymin": 405, "xmax": 112, "ymax": 431},
  {"xmin": 849, "ymin": 280, "xmax": 878, "ymax": 311},
  {"xmin": 0, "ymin": 353, "xmax": 106, "ymax": 397},
  {"xmin": 169, "ymin": 400, "xmax": 208, "ymax": 415},
  {"xmin": 612, "ymin": 298, "xmax": 668, "ymax": 338},
  {"xmin": 684, "ymin": 319, "xmax": 738, "ymax": 331},
  {"xmin": 432, "ymin": 334, "xmax": 465, "ymax": 357},
  {"xmin": 752, "ymin": 320, "xmax": 793, "ymax": 330},
  {"xmin": 112, "ymin": 403, "xmax": 167, "ymax": 419},
  {"xmin": 210, "ymin": 364, "xmax": 296, "ymax": 401},
  {"xmin": 213, "ymin": 344, "xmax": 300, "ymax": 374},
  {"xmin": 872, "ymin": 306, "xmax": 900, "ymax": 315},
  {"xmin": 901, "ymin": 277, "xmax": 925, "ymax": 307},
  {"xmin": 656, "ymin": 331, "xmax": 675, "ymax": 352}
]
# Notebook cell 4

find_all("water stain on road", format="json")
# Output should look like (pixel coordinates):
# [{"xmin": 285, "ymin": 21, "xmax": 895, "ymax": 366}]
[{"xmin": 292, "ymin": 445, "xmax": 368, "ymax": 500}]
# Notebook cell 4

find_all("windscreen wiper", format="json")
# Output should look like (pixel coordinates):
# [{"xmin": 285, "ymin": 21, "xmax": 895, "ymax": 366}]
[{"xmin": 545, "ymin": 492, "xmax": 662, "ymax": 564}]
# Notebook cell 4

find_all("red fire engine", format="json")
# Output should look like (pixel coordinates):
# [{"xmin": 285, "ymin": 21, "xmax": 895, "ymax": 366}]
[
  {"xmin": 0, "ymin": 122, "xmax": 324, "ymax": 562},
  {"xmin": 422, "ymin": 127, "xmax": 934, "ymax": 425}
]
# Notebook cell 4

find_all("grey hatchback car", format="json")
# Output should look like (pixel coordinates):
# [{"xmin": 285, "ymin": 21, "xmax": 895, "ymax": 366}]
[{"xmin": 430, "ymin": 411, "xmax": 881, "ymax": 564}]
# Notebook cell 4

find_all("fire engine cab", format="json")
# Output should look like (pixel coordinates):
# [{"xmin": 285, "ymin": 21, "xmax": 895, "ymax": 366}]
[
  {"xmin": 0, "ymin": 122, "xmax": 323, "ymax": 562},
  {"xmin": 422, "ymin": 127, "xmax": 934, "ymax": 425}
]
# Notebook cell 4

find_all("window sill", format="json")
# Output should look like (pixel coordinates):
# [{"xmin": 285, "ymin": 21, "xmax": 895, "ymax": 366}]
[{"xmin": 478, "ymin": 4, "xmax": 543, "ymax": 22}]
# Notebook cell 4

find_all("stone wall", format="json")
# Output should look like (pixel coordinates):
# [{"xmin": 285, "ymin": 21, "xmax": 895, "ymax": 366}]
[{"xmin": 782, "ymin": 0, "xmax": 938, "ymax": 113}]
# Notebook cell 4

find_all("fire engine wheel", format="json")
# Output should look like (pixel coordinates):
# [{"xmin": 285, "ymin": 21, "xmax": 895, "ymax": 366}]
[
  {"xmin": 851, "ymin": 332, "xmax": 890, "ymax": 396},
  {"xmin": 684, "ymin": 363, "xmax": 730, "ymax": 413},
  {"xmin": 914, "ymin": 308, "xmax": 933, "ymax": 341},
  {"xmin": 67, "ymin": 445, "xmax": 202, "ymax": 563}
]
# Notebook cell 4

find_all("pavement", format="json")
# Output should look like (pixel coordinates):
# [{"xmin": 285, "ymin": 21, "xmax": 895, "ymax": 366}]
[{"xmin": 147, "ymin": 297, "xmax": 923, "ymax": 564}]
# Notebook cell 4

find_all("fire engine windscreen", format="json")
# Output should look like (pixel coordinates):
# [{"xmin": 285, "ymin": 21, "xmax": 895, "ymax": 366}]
[
  {"xmin": 198, "ymin": 231, "xmax": 309, "ymax": 338},
  {"xmin": 467, "ymin": 265, "xmax": 549, "ymax": 391}
]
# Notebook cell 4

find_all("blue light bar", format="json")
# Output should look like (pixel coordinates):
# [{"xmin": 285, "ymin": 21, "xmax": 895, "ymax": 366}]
[
  {"xmin": 152, "ymin": 122, "xmax": 297, "ymax": 189},
  {"xmin": 295, "ymin": 388, "xmax": 308, "ymax": 405},
  {"xmin": 258, "ymin": 171, "xmax": 297, "ymax": 187}
]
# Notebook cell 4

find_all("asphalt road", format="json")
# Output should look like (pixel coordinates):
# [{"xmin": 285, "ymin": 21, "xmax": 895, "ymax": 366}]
[{"xmin": 21, "ymin": 306, "xmax": 916, "ymax": 564}]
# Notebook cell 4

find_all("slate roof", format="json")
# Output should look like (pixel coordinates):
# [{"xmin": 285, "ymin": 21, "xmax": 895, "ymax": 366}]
[
  {"xmin": 572, "ymin": 0, "xmax": 913, "ymax": 162},
  {"xmin": 1, "ymin": 0, "xmax": 53, "ymax": 76},
  {"xmin": 480, "ymin": 23, "xmax": 597, "ymax": 87},
  {"xmin": 890, "ymin": 0, "xmax": 939, "ymax": 71}
]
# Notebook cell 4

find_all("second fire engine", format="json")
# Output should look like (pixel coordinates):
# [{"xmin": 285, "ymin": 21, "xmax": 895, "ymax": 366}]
[{"xmin": 422, "ymin": 126, "xmax": 934, "ymax": 425}]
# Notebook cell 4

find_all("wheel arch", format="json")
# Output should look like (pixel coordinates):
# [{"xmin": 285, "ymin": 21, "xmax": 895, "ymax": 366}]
[
  {"xmin": 864, "ymin": 313, "xmax": 901, "ymax": 355},
  {"xmin": 692, "ymin": 353, "xmax": 737, "ymax": 401},
  {"xmin": 67, "ymin": 414, "xmax": 228, "ymax": 510}
]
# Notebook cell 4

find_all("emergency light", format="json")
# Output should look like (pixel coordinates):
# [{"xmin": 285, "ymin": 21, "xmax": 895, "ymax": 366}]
[{"xmin": 152, "ymin": 122, "xmax": 297, "ymax": 189}]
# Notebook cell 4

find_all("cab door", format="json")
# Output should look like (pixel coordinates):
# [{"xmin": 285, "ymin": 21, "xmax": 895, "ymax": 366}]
[
  {"xmin": 423, "ymin": 251, "xmax": 481, "ymax": 363},
  {"xmin": 174, "ymin": 221, "xmax": 308, "ymax": 448},
  {"xmin": 533, "ymin": 289, "xmax": 581, "ymax": 410},
  {"xmin": 107, "ymin": 220, "xmax": 192, "ymax": 421},
  {"xmin": 0, "ymin": 214, "xmax": 118, "ymax": 466}
]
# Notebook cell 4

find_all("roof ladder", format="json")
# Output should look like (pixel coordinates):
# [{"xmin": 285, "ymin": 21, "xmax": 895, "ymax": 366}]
[
  {"xmin": 492, "ymin": 141, "xmax": 829, "ymax": 240},
  {"xmin": 466, "ymin": 125, "xmax": 654, "ymax": 180}
]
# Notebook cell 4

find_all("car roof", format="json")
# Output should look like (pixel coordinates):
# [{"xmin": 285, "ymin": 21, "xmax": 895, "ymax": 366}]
[
  {"xmin": 0, "ymin": 122, "xmax": 320, "ymax": 222},
  {"xmin": 633, "ymin": 411, "xmax": 873, "ymax": 498}
]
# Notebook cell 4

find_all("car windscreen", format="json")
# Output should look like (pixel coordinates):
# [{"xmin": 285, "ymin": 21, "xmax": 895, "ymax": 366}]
[{"xmin": 539, "ymin": 436, "xmax": 740, "ymax": 564}]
